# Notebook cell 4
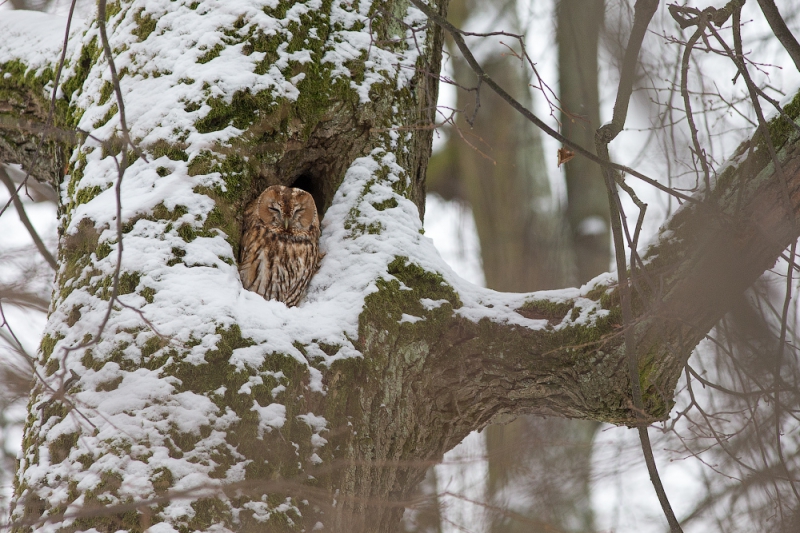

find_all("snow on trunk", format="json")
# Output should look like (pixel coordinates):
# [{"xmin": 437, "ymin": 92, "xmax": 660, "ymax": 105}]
[{"xmin": 3, "ymin": 1, "xmax": 584, "ymax": 531}]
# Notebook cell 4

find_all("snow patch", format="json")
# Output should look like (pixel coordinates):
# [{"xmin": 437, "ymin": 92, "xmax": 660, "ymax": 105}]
[{"xmin": 252, "ymin": 402, "xmax": 286, "ymax": 437}]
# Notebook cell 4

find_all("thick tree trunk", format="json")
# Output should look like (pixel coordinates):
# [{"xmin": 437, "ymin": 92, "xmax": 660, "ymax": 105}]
[{"xmin": 2, "ymin": 3, "xmax": 800, "ymax": 533}]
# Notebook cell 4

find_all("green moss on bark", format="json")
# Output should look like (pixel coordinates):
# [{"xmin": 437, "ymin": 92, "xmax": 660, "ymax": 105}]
[{"xmin": 132, "ymin": 8, "xmax": 158, "ymax": 41}]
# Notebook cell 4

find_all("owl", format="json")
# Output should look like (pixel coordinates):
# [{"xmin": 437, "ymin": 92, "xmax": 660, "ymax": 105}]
[{"xmin": 239, "ymin": 185, "xmax": 321, "ymax": 306}]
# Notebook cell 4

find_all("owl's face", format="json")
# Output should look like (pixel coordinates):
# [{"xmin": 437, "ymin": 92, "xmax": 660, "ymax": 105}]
[{"xmin": 256, "ymin": 185, "xmax": 319, "ymax": 238}]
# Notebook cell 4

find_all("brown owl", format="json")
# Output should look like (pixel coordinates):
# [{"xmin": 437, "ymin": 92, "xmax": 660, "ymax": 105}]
[{"xmin": 239, "ymin": 185, "xmax": 321, "ymax": 306}]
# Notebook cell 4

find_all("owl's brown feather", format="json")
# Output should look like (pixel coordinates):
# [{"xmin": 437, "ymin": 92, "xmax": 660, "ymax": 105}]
[{"xmin": 239, "ymin": 185, "xmax": 321, "ymax": 306}]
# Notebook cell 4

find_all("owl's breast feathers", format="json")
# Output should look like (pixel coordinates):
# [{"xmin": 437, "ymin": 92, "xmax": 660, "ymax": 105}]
[{"xmin": 239, "ymin": 224, "xmax": 320, "ymax": 307}]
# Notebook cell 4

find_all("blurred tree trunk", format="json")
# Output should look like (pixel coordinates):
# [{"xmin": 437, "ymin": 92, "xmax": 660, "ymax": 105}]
[
  {"xmin": 7, "ymin": 0, "xmax": 56, "ymax": 10},
  {"xmin": 559, "ymin": 0, "xmax": 609, "ymax": 284},
  {"xmin": 430, "ymin": 0, "xmax": 567, "ymax": 291},
  {"xmin": 428, "ymin": 1, "xmax": 607, "ymax": 531}
]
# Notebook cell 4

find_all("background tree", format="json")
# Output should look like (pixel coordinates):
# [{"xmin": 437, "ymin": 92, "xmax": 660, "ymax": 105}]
[{"xmin": 427, "ymin": 0, "xmax": 605, "ymax": 530}]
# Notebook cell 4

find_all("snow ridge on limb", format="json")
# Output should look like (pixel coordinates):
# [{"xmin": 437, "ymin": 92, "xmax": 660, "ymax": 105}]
[{"xmin": 0, "ymin": 12, "xmax": 76, "ymax": 188}]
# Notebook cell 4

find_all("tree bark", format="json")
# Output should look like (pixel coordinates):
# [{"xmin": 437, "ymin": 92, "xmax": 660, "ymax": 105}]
[{"xmin": 2, "ymin": 3, "xmax": 800, "ymax": 532}]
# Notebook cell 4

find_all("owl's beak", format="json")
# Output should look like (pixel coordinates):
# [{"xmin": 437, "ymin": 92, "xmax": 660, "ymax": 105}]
[{"xmin": 283, "ymin": 218, "xmax": 290, "ymax": 230}]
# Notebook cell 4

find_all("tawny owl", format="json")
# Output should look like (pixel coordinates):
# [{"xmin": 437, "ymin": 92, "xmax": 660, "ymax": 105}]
[{"xmin": 239, "ymin": 185, "xmax": 321, "ymax": 306}]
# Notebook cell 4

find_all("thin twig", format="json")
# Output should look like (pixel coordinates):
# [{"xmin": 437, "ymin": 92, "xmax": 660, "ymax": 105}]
[
  {"xmin": 407, "ymin": 0, "xmax": 696, "ymax": 203},
  {"xmin": 595, "ymin": 0, "xmax": 684, "ymax": 531},
  {"xmin": 0, "ymin": 165, "xmax": 57, "ymax": 270}
]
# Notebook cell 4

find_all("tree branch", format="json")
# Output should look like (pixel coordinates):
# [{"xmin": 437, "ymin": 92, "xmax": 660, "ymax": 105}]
[
  {"xmin": 756, "ymin": 0, "xmax": 800, "ymax": 73},
  {"xmin": 0, "ymin": 164, "xmax": 57, "ymax": 270},
  {"xmin": 373, "ymin": 102, "xmax": 800, "ymax": 435}
]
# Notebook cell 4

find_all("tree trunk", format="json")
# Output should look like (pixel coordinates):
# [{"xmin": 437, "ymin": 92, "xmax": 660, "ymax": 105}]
[
  {"xmin": 559, "ymin": 0, "xmax": 609, "ymax": 284},
  {"xmin": 429, "ymin": 0, "xmax": 594, "ymax": 531},
  {"xmin": 431, "ymin": 1, "xmax": 607, "ymax": 530},
  {"xmin": 2, "ymin": 3, "xmax": 800, "ymax": 532}
]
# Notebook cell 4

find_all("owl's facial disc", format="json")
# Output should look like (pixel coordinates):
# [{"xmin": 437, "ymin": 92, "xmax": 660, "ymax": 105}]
[
  {"xmin": 289, "ymin": 207, "xmax": 304, "ymax": 229},
  {"xmin": 294, "ymin": 199, "xmax": 317, "ymax": 229},
  {"xmin": 254, "ymin": 186, "xmax": 317, "ymax": 236},
  {"xmin": 264, "ymin": 203, "xmax": 282, "ymax": 226}
]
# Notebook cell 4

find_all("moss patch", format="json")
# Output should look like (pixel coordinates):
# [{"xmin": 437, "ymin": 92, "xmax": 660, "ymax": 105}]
[
  {"xmin": 149, "ymin": 140, "xmax": 188, "ymax": 162},
  {"xmin": 140, "ymin": 286, "xmax": 155, "ymax": 304},
  {"xmin": 516, "ymin": 299, "xmax": 573, "ymax": 325},
  {"xmin": 152, "ymin": 203, "xmax": 189, "ymax": 221},
  {"xmin": 197, "ymin": 43, "xmax": 224, "ymax": 64},
  {"xmin": 74, "ymin": 185, "xmax": 105, "ymax": 206},
  {"xmin": 151, "ymin": 467, "xmax": 174, "ymax": 494},
  {"xmin": 98, "ymin": 81, "xmax": 114, "ymax": 105},
  {"xmin": 360, "ymin": 257, "xmax": 461, "ymax": 345},
  {"xmin": 195, "ymin": 89, "xmax": 276, "ymax": 134},
  {"xmin": 62, "ymin": 37, "xmax": 100, "ymax": 114},
  {"xmin": 132, "ymin": 8, "xmax": 158, "ymax": 41},
  {"xmin": 49, "ymin": 432, "xmax": 79, "ymax": 464},
  {"xmin": 177, "ymin": 224, "xmax": 197, "ymax": 242},
  {"xmin": 371, "ymin": 197, "xmax": 398, "ymax": 211},
  {"xmin": 118, "ymin": 271, "xmax": 141, "ymax": 295},
  {"xmin": 96, "ymin": 376, "xmax": 124, "ymax": 392}
]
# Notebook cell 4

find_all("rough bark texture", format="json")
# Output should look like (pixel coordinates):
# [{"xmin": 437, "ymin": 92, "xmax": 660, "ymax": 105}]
[
  {"xmin": 0, "ymin": 66, "xmax": 72, "ymax": 189},
  {"xmin": 2, "ymin": 3, "xmax": 800, "ymax": 533}
]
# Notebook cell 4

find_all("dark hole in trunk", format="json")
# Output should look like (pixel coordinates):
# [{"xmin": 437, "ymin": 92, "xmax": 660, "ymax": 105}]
[{"xmin": 290, "ymin": 172, "xmax": 325, "ymax": 219}]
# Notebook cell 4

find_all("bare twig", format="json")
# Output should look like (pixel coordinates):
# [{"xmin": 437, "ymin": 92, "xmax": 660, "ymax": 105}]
[
  {"xmin": 595, "ymin": 1, "xmax": 684, "ymax": 531},
  {"xmin": 407, "ymin": 0, "xmax": 696, "ymax": 203},
  {"xmin": 0, "ymin": 165, "xmax": 57, "ymax": 270}
]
